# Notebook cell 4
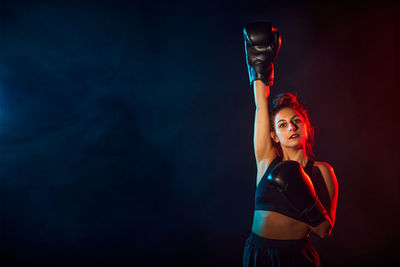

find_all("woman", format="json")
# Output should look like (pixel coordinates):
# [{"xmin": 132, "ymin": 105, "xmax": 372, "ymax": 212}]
[{"xmin": 242, "ymin": 22, "xmax": 339, "ymax": 266}]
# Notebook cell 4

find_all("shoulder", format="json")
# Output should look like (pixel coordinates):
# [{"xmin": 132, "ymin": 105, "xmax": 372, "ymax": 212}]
[
  {"xmin": 314, "ymin": 161, "xmax": 333, "ymax": 174},
  {"xmin": 314, "ymin": 161, "xmax": 339, "ymax": 199}
]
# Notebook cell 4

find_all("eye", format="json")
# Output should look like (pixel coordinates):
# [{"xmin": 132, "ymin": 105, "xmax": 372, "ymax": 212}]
[
  {"xmin": 279, "ymin": 123, "xmax": 287, "ymax": 128},
  {"xmin": 294, "ymin": 119, "xmax": 301, "ymax": 123}
]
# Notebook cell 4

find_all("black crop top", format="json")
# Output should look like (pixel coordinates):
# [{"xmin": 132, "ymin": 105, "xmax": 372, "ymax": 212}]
[{"xmin": 254, "ymin": 157, "xmax": 329, "ymax": 225}]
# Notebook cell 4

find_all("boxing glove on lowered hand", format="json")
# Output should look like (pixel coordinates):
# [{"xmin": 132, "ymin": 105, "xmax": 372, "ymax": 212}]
[
  {"xmin": 267, "ymin": 160, "xmax": 328, "ymax": 227},
  {"xmin": 243, "ymin": 22, "xmax": 281, "ymax": 86}
]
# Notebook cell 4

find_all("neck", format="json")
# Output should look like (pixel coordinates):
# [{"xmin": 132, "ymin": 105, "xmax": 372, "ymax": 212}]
[{"xmin": 281, "ymin": 146, "xmax": 308, "ymax": 167}]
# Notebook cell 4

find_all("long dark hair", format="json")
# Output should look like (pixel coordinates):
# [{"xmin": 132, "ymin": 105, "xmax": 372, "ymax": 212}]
[{"xmin": 270, "ymin": 93, "xmax": 315, "ymax": 159}]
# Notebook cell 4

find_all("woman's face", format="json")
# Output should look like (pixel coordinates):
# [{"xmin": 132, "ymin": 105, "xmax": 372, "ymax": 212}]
[{"xmin": 271, "ymin": 107, "xmax": 307, "ymax": 149}]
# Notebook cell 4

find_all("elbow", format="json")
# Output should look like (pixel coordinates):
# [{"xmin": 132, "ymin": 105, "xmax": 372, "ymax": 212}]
[
  {"xmin": 310, "ymin": 219, "xmax": 333, "ymax": 238},
  {"xmin": 316, "ymin": 227, "xmax": 332, "ymax": 239}
]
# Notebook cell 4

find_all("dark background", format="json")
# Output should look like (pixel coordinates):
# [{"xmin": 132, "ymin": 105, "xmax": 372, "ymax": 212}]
[{"xmin": 1, "ymin": 0, "xmax": 399, "ymax": 266}]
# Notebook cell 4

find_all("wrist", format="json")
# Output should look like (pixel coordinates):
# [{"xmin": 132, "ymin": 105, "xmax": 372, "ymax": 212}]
[{"xmin": 254, "ymin": 80, "xmax": 270, "ymax": 97}]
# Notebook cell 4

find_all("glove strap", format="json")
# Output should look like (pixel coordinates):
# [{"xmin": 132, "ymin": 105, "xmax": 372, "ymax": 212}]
[
  {"xmin": 301, "ymin": 199, "xmax": 327, "ymax": 227},
  {"xmin": 248, "ymin": 63, "xmax": 274, "ymax": 86}
]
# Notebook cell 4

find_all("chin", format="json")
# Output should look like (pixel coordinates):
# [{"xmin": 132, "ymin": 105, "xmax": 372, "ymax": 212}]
[
  {"xmin": 282, "ymin": 143, "xmax": 301, "ymax": 149},
  {"xmin": 284, "ymin": 140, "xmax": 303, "ymax": 149}
]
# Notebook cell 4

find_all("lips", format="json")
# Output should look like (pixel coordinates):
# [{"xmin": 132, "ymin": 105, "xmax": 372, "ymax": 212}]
[{"xmin": 289, "ymin": 134, "xmax": 299, "ymax": 139}]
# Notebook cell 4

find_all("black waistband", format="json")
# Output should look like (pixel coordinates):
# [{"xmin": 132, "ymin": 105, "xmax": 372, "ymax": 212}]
[{"xmin": 248, "ymin": 232, "xmax": 310, "ymax": 250}]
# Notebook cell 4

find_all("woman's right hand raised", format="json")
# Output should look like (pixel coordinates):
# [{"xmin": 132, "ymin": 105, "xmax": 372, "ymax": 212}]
[
  {"xmin": 244, "ymin": 22, "xmax": 282, "ymax": 166},
  {"xmin": 243, "ymin": 22, "xmax": 281, "ymax": 87}
]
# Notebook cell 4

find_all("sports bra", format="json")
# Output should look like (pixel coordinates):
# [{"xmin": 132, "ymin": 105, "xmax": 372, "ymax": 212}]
[{"xmin": 254, "ymin": 156, "xmax": 326, "ymax": 224}]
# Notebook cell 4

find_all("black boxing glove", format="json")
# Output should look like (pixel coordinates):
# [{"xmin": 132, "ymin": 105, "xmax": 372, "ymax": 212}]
[
  {"xmin": 267, "ymin": 160, "xmax": 327, "ymax": 226},
  {"xmin": 243, "ymin": 21, "xmax": 281, "ymax": 86}
]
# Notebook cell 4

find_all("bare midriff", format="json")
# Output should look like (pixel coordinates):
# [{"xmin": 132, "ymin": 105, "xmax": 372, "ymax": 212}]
[{"xmin": 252, "ymin": 210, "xmax": 311, "ymax": 240}]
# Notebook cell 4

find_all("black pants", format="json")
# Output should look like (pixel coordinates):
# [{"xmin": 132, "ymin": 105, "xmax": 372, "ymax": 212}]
[{"xmin": 243, "ymin": 232, "xmax": 321, "ymax": 267}]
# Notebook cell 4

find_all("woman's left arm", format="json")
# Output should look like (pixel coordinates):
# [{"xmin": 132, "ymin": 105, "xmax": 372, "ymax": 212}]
[{"xmin": 310, "ymin": 162, "xmax": 339, "ymax": 237}]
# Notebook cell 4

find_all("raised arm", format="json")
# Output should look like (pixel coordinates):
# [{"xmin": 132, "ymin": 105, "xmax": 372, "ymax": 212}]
[
  {"xmin": 243, "ymin": 22, "xmax": 281, "ymax": 164},
  {"xmin": 253, "ymin": 81, "xmax": 275, "ymax": 163}
]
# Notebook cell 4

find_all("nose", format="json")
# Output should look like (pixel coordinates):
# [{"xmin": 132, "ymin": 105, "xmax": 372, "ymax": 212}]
[{"xmin": 289, "ymin": 121, "xmax": 298, "ymax": 131}]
